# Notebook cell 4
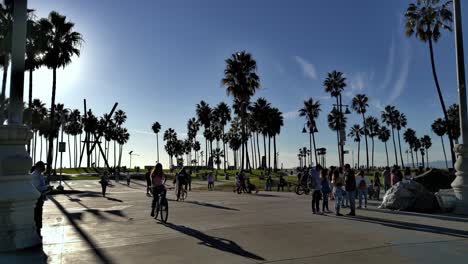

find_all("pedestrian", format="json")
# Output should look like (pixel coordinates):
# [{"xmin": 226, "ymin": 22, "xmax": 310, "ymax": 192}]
[
  {"xmin": 356, "ymin": 170, "xmax": 368, "ymax": 209},
  {"xmin": 265, "ymin": 175, "xmax": 273, "ymax": 191},
  {"xmin": 310, "ymin": 165, "xmax": 323, "ymax": 215},
  {"xmin": 234, "ymin": 172, "xmax": 240, "ymax": 193},
  {"xmin": 145, "ymin": 167, "xmax": 152, "ymax": 195},
  {"xmin": 31, "ymin": 161, "xmax": 49, "ymax": 238},
  {"xmin": 175, "ymin": 167, "xmax": 188, "ymax": 201},
  {"xmin": 373, "ymin": 172, "xmax": 382, "ymax": 200},
  {"xmin": 187, "ymin": 169, "xmax": 192, "ymax": 191},
  {"xmin": 332, "ymin": 169, "xmax": 344, "ymax": 216},
  {"xmin": 277, "ymin": 175, "xmax": 286, "ymax": 192},
  {"xmin": 339, "ymin": 167, "xmax": 348, "ymax": 208},
  {"xmin": 321, "ymin": 168, "xmax": 331, "ymax": 213},
  {"xmin": 126, "ymin": 171, "xmax": 131, "ymax": 186},
  {"xmin": 207, "ymin": 172, "xmax": 214, "ymax": 190},
  {"xmin": 344, "ymin": 164, "xmax": 356, "ymax": 216},
  {"xmin": 383, "ymin": 166, "xmax": 391, "ymax": 192},
  {"xmin": 100, "ymin": 172, "xmax": 110, "ymax": 197}
]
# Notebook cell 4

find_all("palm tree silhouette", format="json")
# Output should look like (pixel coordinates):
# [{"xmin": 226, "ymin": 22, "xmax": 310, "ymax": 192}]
[
  {"xmin": 395, "ymin": 112, "xmax": 407, "ymax": 167},
  {"xmin": 213, "ymin": 102, "xmax": 231, "ymax": 171},
  {"xmin": 269, "ymin": 108, "xmax": 283, "ymax": 171},
  {"xmin": 152, "ymin": 122, "xmax": 161, "ymax": 163},
  {"xmin": 251, "ymin": 98, "xmax": 270, "ymax": 169},
  {"xmin": 432, "ymin": 118, "xmax": 449, "ymax": 168},
  {"xmin": 378, "ymin": 126, "xmax": 391, "ymax": 167},
  {"xmin": 365, "ymin": 116, "xmax": 380, "ymax": 168},
  {"xmin": 413, "ymin": 137, "xmax": 422, "ymax": 167},
  {"xmin": 31, "ymin": 99, "xmax": 47, "ymax": 163},
  {"xmin": 328, "ymin": 108, "xmax": 347, "ymax": 165},
  {"xmin": 403, "ymin": 128, "xmax": 417, "ymax": 168},
  {"xmin": 324, "ymin": 70, "xmax": 347, "ymax": 166},
  {"xmin": 421, "ymin": 135, "xmax": 432, "ymax": 168},
  {"xmin": 447, "ymin": 104, "xmax": 460, "ymax": 142},
  {"xmin": 299, "ymin": 98, "xmax": 321, "ymax": 166},
  {"xmin": 163, "ymin": 128, "xmax": 177, "ymax": 167},
  {"xmin": 193, "ymin": 141, "xmax": 201, "ymax": 166},
  {"xmin": 405, "ymin": 0, "xmax": 455, "ymax": 166},
  {"xmin": 381, "ymin": 105, "xmax": 399, "ymax": 167},
  {"xmin": 39, "ymin": 11, "xmax": 83, "ymax": 174},
  {"xmin": 351, "ymin": 94, "xmax": 370, "ymax": 169},
  {"xmin": 0, "ymin": 3, "xmax": 13, "ymax": 123},
  {"xmin": 196, "ymin": 100, "xmax": 212, "ymax": 166},
  {"xmin": 348, "ymin": 124, "xmax": 363, "ymax": 168},
  {"xmin": 222, "ymin": 51, "xmax": 260, "ymax": 170}
]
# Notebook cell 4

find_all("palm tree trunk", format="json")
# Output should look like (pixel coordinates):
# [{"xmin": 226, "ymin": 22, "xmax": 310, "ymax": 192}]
[
  {"xmin": 263, "ymin": 134, "xmax": 267, "ymax": 169},
  {"xmin": 68, "ymin": 134, "xmax": 72, "ymax": 168},
  {"xmin": 74, "ymin": 135, "xmax": 77, "ymax": 168},
  {"xmin": 0, "ymin": 56, "xmax": 9, "ymax": 124},
  {"xmin": 156, "ymin": 133, "xmax": 159, "ymax": 162},
  {"xmin": 441, "ymin": 136, "xmax": 448, "ymax": 169},
  {"xmin": 426, "ymin": 148, "xmax": 429, "ymax": 168},
  {"xmin": 273, "ymin": 135, "xmax": 277, "ymax": 171},
  {"xmin": 397, "ymin": 130, "xmax": 405, "ymax": 167},
  {"xmin": 268, "ymin": 136, "xmax": 271, "ymax": 173},
  {"xmin": 421, "ymin": 151, "xmax": 425, "ymax": 168},
  {"xmin": 415, "ymin": 149, "xmax": 419, "ymax": 167},
  {"xmin": 428, "ymin": 39, "xmax": 455, "ymax": 167},
  {"xmin": 34, "ymin": 131, "xmax": 38, "ymax": 163},
  {"xmin": 384, "ymin": 141, "xmax": 389, "ymax": 167},
  {"xmin": 245, "ymin": 140, "xmax": 251, "ymax": 170},
  {"xmin": 250, "ymin": 135, "xmax": 255, "ymax": 169},
  {"xmin": 27, "ymin": 69, "xmax": 33, "ymax": 154},
  {"xmin": 309, "ymin": 132, "xmax": 313, "ymax": 166},
  {"xmin": 312, "ymin": 132, "xmax": 318, "ymax": 166},
  {"xmin": 40, "ymin": 136, "xmax": 43, "ymax": 161},
  {"xmin": 371, "ymin": 137, "xmax": 375, "ymax": 168},
  {"xmin": 339, "ymin": 95, "xmax": 345, "ymax": 165},
  {"xmin": 362, "ymin": 113, "xmax": 369, "ymax": 169},
  {"xmin": 357, "ymin": 141, "xmax": 360, "ymax": 169},
  {"xmin": 47, "ymin": 67, "xmax": 57, "ymax": 175},
  {"xmin": 223, "ymin": 131, "xmax": 227, "ymax": 171},
  {"xmin": 256, "ymin": 133, "xmax": 261, "ymax": 168},
  {"xmin": 411, "ymin": 148, "xmax": 415, "ymax": 168},
  {"xmin": 205, "ymin": 137, "xmax": 208, "ymax": 166},
  {"xmin": 114, "ymin": 140, "xmax": 116, "ymax": 168},
  {"xmin": 391, "ymin": 127, "xmax": 398, "ymax": 167}
]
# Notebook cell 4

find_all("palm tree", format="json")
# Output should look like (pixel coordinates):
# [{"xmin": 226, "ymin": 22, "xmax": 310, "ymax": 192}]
[
  {"xmin": 269, "ymin": 107, "xmax": 283, "ymax": 171},
  {"xmin": 31, "ymin": 99, "xmax": 47, "ymax": 163},
  {"xmin": 299, "ymin": 98, "xmax": 321, "ymax": 166},
  {"xmin": 405, "ymin": 0, "xmax": 455, "ymax": 166},
  {"xmin": 213, "ymin": 102, "xmax": 231, "ymax": 171},
  {"xmin": 151, "ymin": 122, "xmax": 161, "ymax": 162},
  {"xmin": 196, "ymin": 100, "xmax": 212, "ymax": 165},
  {"xmin": 432, "ymin": 118, "xmax": 449, "ymax": 168},
  {"xmin": 117, "ymin": 128, "xmax": 130, "ymax": 168},
  {"xmin": 251, "ymin": 98, "xmax": 271, "ymax": 169},
  {"xmin": 403, "ymin": 128, "xmax": 417, "ymax": 168},
  {"xmin": 324, "ymin": 70, "xmax": 347, "ymax": 166},
  {"xmin": 193, "ymin": 141, "xmax": 201, "ymax": 166},
  {"xmin": 222, "ymin": 51, "xmax": 260, "ymax": 170},
  {"xmin": 163, "ymin": 128, "xmax": 177, "ymax": 167},
  {"xmin": 395, "ymin": 112, "xmax": 407, "ymax": 167},
  {"xmin": 378, "ymin": 126, "xmax": 391, "ymax": 167},
  {"xmin": 414, "ymin": 137, "xmax": 422, "ymax": 167},
  {"xmin": 39, "ymin": 11, "xmax": 83, "ymax": 174},
  {"xmin": 447, "ymin": 104, "xmax": 460, "ymax": 143},
  {"xmin": 348, "ymin": 124, "xmax": 363, "ymax": 168},
  {"xmin": 351, "ymin": 94, "xmax": 370, "ymax": 169},
  {"xmin": 0, "ymin": 3, "xmax": 13, "ymax": 123},
  {"xmin": 381, "ymin": 105, "xmax": 399, "ymax": 166},
  {"xmin": 365, "ymin": 116, "xmax": 380, "ymax": 168},
  {"xmin": 328, "ymin": 108, "xmax": 347, "ymax": 165},
  {"xmin": 421, "ymin": 135, "xmax": 432, "ymax": 168}
]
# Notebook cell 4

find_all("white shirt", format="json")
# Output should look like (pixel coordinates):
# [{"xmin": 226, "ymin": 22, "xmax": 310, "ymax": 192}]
[{"xmin": 32, "ymin": 170, "xmax": 47, "ymax": 193}]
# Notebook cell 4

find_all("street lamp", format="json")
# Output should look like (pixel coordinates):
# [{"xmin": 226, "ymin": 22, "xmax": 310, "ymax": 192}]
[
  {"xmin": 129, "ymin": 151, "xmax": 139, "ymax": 169},
  {"xmin": 333, "ymin": 103, "xmax": 352, "ymax": 167},
  {"xmin": 452, "ymin": 0, "xmax": 468, "ymax": 214},
  {"xmin": 57, "ymin": 108, "xmax": 72, "ymax": 190}
]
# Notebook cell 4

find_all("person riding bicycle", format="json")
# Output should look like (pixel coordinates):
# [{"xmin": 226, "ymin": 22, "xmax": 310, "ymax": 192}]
[
  {"xmin": 175, "ymin": 167, "xmax": 188, "ymax": 201},
  {"xmin": 150, "ymin": 163, "xmax": 166, "ymax": 217}
]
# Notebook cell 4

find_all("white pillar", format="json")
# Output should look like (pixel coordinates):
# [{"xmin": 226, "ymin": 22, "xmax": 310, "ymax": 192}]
[
  {"xmin": 452, "ymin": 0, "xmax": 468, "ymax": 215},
  {"xmin": 0, "ymin": 0, "xmax": 41, "ymax": 251}
]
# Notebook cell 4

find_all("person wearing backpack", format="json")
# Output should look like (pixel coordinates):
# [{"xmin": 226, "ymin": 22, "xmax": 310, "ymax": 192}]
[
  {"xmin": 356, "ymin": 170, "xmax": 369, "ymax": 209},
  {"xmin": 321, "ymin": 168, "xmax": 331, "ymax": 213},
  {"xmin": 310, "ymin": 165, "xmax": 323, "ymax": 215}
]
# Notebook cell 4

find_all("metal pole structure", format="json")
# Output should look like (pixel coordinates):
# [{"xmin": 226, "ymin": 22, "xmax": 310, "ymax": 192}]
[
  {"xmin": 0, "ymin": 0, "xmax": 41, "ymax": 250},
  {"xmin": 452, "ymin": 0, "xmax": 468, "ymax": 214}
]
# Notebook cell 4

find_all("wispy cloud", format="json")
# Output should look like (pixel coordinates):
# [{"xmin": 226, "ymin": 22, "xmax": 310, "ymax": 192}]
[
  {"xmin": 318, "ymin": 95, "xmax": 332, "ymax": 100},
  {"xmin": 130, "ymin": 129, "xmax": 154, "ymax": 136},
  {"xmin": 284, "ymin": 110, "xmax": 299, "ymax": 120},
  {"xmin": 293, "ymin": 56, "xmax": 317, "ymax": 80},
  {"xmin": 274, "ymin": 62, "xmax": 285, "ymax": 75},
  {"xmin": 379, "ymin": 38, "xmax": 396, "ymax": 93},
  {"xmin": 388, "ymin": 42, "xmax": 411, "ymax": 103}
]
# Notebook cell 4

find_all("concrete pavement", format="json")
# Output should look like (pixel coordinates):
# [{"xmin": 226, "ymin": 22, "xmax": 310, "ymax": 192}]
[{"xmin": 1, "ymin": 179, "xmax": 468, "ymax": 264}]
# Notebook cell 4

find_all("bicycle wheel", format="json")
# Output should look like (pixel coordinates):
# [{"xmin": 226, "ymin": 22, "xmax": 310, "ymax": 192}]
[
  {"xmin": 160, "ymin": 198, "xmax": 169, "ymax": 223},
  {"xmin": 181, "ymin": 189, "xmax": 187, "ymax": 201},
  {"xmin": 154, "ymin": 198, "xmax": 160, "ymax": 219},
  {"xmin": 295, "ymin": 185, "xmax": 304, "ymax": 195}
]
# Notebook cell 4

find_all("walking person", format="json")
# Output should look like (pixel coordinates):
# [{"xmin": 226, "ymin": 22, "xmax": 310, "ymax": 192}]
[
  {"xmin": 310, "ymin": 165, "xmax": 323, "ymax": 215},
  {"xmin": 207, "ymin": 172, "xmax": 214, "ymax": 190},
  {"xmin": 373, "ymin": 172, "xmax": 382, "ymax": 200},
  {"xmin": 265, "ymin": 175, "xmax": 273, "ymax": 191},
  {"xmin": 145, "ymin": 167, "xmax": 152, "ymax": 196},
  {"xmin": 100, "ymin": 172, "xmax": 110, "ymax": 197},
  {"xmin": 332, "ymin": 169, "xmax": 344, "ymax": 216},
  {"xmin": 339, "ymin": 167, "xmax": 348, "ymax": 208},
  {"xmin": 321, "ymin": 168, "xmax": 331, "ymax": 213},
  {"xmin": 383, "ymin": 166, "xmax": 391, "ymax": 192},
  {"xmin": 356, "ymin": 170, "xmax": 368, "ymax": 209},
  {"xmin": 126, "ymin": 171, "xmax": 131, "ymax": 186},
  {"xmin": 31, "ymin": 161, "xmax": 50, "ymax": 238},
  {"xmin": 344, "ymin": 164, "xmax": 356, "ymax": 216},
  {"xmin": 175, "ymin": 167, "xmax": 188, "ymax": 201},
  {"xmin": 277, "ymin": 175, "xmax": 286, "ymax": 192},
  {"xmin": 150, "ymin": 163, "xmax": 166, "ymax": 217}
]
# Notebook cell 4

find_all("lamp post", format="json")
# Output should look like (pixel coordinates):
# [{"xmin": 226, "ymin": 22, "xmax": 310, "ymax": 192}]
[
  {"xmin": 57, "ymin": 108, "xmax": 72, "ymax": 190},
  {"xmin": 302, "ymin": 121, "xmax": 318, "ymax": 166},
  {"xmin": 0, "ymin": 0, "xmax": 41, "ymax": 250},
  {"xmin": 333, "ymin": 103, "xmax": 351, "ymax": 167},
  {"xmin": 452, "ymin": 0, "xmax": 468, "ymax": 214},
  {"xmin": 129, "ymin": 151, "xmax": 139, "ymax": 169}
]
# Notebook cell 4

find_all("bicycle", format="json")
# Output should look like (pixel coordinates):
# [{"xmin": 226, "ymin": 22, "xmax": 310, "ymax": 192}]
[
  {"xmin": 154, "ymin": 189, "xmax": 169, "ymax": 223},
  {"xmin": 294, "ymin": 182, "xmax": 310, "ymax": 195},
  {"xmin": 175, "ymin": 183, "xmax": 188, "ymax": 201}
]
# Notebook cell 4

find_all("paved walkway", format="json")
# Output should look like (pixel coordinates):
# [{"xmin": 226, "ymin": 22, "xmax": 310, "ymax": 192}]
[{"xmin": 2, "ymin": 179, "xmax": 468, "ymax": 264}]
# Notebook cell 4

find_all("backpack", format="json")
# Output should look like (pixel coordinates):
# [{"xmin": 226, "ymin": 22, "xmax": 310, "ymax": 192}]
[{"xmin": 358, "ymin": 178, "xmax": 367, "ymax": 189}]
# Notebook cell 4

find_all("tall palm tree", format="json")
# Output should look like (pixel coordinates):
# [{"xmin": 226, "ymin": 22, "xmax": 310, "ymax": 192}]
[
  {"xmin": 163, "ymin": 128, "xmax": 177, "ymax": 167},
  {"xmin": 395, "ymin": 112, "xmax": 407, "ymax": 167},
  {"xmin": 413, "ymin": 137, "xmax": 422, "ymax": 167},
  {"xmin": 421, "ymin": 135, "xmax": 432, "ymax": 168},
  {"xmin": 447, "ymin": 104, "xmax": 460, "ymax": 143},
  {"xmin": 378, "ymin": 126, "xmax": 391, "ymax": 167},
  {"xmin": 151, "ymin": 122, "xmax": 161, "ymax": 162},
  {"xmin": 324, "ymin": 70, "xmax": 347, "ymax": 166},
  {"xmin": 31, "ymin": 99, "xmax": 47, "ymax": 163},
  {"xmin": 328, "ymin": 108, "xmax": 347, "ymax": 165},
  {"xmin": 193, "ymin": 141, "xmax": 201, "ymax": 166},
  {"xmin": 196, "ymin": 100, "xmax": 212, "ymax": 165},
  {"xmin": 403, "ymin": 128, "xmax": 417, "ymax": 168},
  {"xmin": 0, "ymin": 3, "xmax": 13, "ymax": 123},
  {"xmin": 405, "ymin": 0, "xmax": 455, "ymax": 166},
  {"xmin": 365, "ymin": 116, "xmax": 380, "ymax": 168},
  {"xmin": 432, "ymin": 118, "xmax": 449, "ymax": 168},
  {"xmin": 299, "ymin": 98, "xmax": 321, "ymax": 166},
  {"xmin": 269, "ymin": 107, "xmax": 283, "ymax": 171},
  {"xmin": 348, "ymin": 124, "xmax": 363, "ymax": 168},
  {"xmin": 222, "ymin": 51, "xmax": 260, "ymax": 170},
  {"xmin": 381, "ymin": 105, "xmax": 399, "ymax": 166},
  {"xmin": 117, "ymin": 127, "xmax": 130, "ymax": 168},
  {"xmin": 213, "ymin": 102, "xmax": 231, "ymax": 171},
  {"xmin": 351, "ymin": 94, "xmax": 370, "ymax": 169},
  {"xmin": 39, "ymin": 11, "xmax": 83, "ymax": 174},
  {"xmin": 251, "ymin": 98, "xmax": 270, "ymax": 169}
]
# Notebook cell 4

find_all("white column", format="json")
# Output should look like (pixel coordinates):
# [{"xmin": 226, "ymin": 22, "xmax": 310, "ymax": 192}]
[
  {"xmin": 452, "ymin": 0, "xmax": 468, "ymax": 215},
  {"xmin": 0, "ymin": 0, "xmax": 41, "ymax": 251}
]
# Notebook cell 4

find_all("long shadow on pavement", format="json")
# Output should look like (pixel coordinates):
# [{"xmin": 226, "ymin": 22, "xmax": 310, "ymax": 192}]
[
  {"xmin": 363, "ymin": 207, "xmax": 468, "ymax": 223},
  {"xmin": 184, "ymin": 200, "xmax": 239, "ymax": 211},
  {"xmin": 49, "ymin": 197, "xmax": 115, "ymax": 264},
  {"xmin": 162, "ymin": 222, "xmax": 265, "ymax": 261},
  {"xmin": 332, "ymin": 215, "xmax": 468, "ymax": 239}
]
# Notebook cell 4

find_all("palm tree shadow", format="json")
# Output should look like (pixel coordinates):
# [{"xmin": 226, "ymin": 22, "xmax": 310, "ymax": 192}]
[
  {"xmin": 162, "ymin": 223, "xmax": 265, "ymax": 261},
  {"xmin": 333, "ymin": 215, "xmax": 468, "ymax": 239},
  {"xmin": 185, "ymin": 201, "xmax": 239, "ymax": 211}
]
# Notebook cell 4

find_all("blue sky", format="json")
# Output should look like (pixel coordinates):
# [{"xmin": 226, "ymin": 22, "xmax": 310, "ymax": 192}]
[{"xmin": 20, "ymin": 0, "xmax": 468, "ymax": 168}]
